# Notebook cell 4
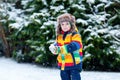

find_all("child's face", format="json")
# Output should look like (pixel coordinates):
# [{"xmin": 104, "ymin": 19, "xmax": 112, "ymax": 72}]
[{"xmin": 60, "ymin": 21, "xmax": 71, "ymax": 32}]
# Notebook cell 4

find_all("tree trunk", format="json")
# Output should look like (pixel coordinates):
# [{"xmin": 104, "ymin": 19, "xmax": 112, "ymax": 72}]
[{"xmin": 0, "ymin": 24, "xmax": 10, "ymax": 57}]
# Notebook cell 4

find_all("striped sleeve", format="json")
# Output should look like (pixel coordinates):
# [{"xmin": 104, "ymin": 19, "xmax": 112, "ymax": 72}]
[{"xmin": 66, "ymin": 32, "xmax": 82, "ymax": 53}]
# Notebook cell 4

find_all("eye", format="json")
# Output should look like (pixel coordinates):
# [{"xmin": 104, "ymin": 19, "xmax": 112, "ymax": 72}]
[
  {"xmin": 66, "ymin": 22, "xmax": 70, "ymax": 25},
  {"xmin": 61, "ymin": 23, "xmax": 64, "ymax": 26}
]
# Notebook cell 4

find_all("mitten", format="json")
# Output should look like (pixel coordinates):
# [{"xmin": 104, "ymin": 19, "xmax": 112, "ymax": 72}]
[{"xmin": 49, "ymin": 44, "xmax": 58, "ymax": 55}]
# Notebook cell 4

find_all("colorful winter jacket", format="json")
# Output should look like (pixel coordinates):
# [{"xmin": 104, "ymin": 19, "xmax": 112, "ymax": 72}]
[{"xmin": 55, "ymin": 31, "xmax": 83, "ymax": 70}]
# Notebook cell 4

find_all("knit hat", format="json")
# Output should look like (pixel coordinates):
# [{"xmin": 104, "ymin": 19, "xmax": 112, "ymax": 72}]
[{"xmin": 57, "ymin": 13, "xmax": 76, "ymax": 24}]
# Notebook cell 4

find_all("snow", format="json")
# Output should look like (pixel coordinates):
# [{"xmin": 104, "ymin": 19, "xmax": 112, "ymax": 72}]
[
  {"xmin": 30, "ymin": 13, "xmax": 50, "ymax": 19},
  {"xmin": 100, "ymin": 0, "xmax": 108, "ymax": 3},
  {"xmin": 1, "ymin": 3, "xmax": 28, "ymax": 29},
  {"xmin": 97, "ymin": 28, "xmax": 109, "ymax": 34},
  {"xmin": 50, "ymin": 5, "xmax": 64, "ymax": 12},
  {"xmin": 40, "ymin": 8, "xmax": 48, "ymax": 13},
  {"xmin": 69, "ymin": 0, "xmax": 74, "ymax": 4},
  {"xmin": 43, "ymin": 20, "xmax": 55, "ymax": 26},
  {"xmin": 84, "ymin": 43, "xmax": 94, "ymax": 50},
  {"xmin": 109, "ymin": 29, "xmax": 120, "ymax": 42},
  {"xmin": 88, "ymin": 13, "xmax": 108, "ymax": 24},
  {"xmin": 21, "ymin": 0, "xmax": 32, "ymax": 6},
  {"xmin": 47, "ymin": 40, "xmax": 55, "ymax": 44},
  {"xmin": 0, "ymin": 57, "xmax": 60, "ymax": 80},
  {"xmin": 0, "ymin": 1, "xmax": 120, "ymax": 79},
  {"xmin": 86, "ymin": 0, "xmax": 95, "ymax": 4},
  {"xmin": 109, "ymin": 29, "xmax": 120, "ymax": 54},
  {"xmin": 96, "ymin": 3, "xmax": 105, "ymax": 10},
  {"xmin": 0, "ymin": 57, "xmax": 120, "ymax": 80},
  {"xmin": 71, "ymin": 4, "xmax": 86, "ymax": 10},
  {"xmin": 42, "ymin": 0, "xmax": 47, "ymax": 6},
  {"xmin": 76, "ymin": 19, "xmax": 88, "ymax": 26},
  {"xmin": 105, "ymin": 2, "xmax": 113, "ymax": 8}
]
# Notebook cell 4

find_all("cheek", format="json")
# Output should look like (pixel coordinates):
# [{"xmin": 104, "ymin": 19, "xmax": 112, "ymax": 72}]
[
  {"xmin": 67, "ymin": 25, "xmax": 71, "ymax": 29},
  {"xmin": 66, "ymin": 26, "xmax": 70, "ymax": 30},
  {"xmin": 60, "ymin": 24, "xmax": 65, "ymax": 28},
  {"xmin": 68, "ymin": 27, "xmax": 71, "ymax": 31}
]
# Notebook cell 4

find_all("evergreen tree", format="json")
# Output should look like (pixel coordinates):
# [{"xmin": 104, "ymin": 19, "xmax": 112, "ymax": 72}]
[{"xmin": 81, "ymin": 0, "xmax": 120, "ymax": 71}]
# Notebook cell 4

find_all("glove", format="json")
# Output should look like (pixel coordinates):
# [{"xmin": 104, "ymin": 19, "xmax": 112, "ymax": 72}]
[{"xmin": 49, "ymin": 44, "xmax": 58, "ymax": 55}]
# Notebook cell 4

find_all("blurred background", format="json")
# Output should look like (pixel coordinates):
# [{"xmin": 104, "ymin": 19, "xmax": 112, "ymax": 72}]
[{"xmin": 0, "ymin": 0, "xmax": 120, "ymax": 72}]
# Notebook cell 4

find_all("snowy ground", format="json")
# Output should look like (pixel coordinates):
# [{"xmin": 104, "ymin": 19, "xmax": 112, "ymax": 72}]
[{"xmin": 0, "ymin": 57, "xmax": 120, "ymax": 80}]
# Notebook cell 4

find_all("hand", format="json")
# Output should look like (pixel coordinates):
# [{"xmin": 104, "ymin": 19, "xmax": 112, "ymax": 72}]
[{"xmin": 49, "ymin": 44, "xmax": 58, "ymax": 55}]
